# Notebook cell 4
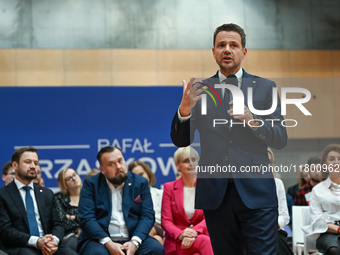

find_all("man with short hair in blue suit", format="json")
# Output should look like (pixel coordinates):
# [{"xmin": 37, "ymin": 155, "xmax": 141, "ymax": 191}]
[
  {"xmin": 77, "ymin": 146, "xmax": 164, "ymax": 255},
  {"xmin": 171, "ymin": 23, "xmax": 288, "ymax": 254}
]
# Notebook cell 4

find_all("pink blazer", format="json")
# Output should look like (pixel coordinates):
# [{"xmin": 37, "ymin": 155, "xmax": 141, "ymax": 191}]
[{"xmin": 161, "ymin": 178, "xmax": 209, "ymax": 254}]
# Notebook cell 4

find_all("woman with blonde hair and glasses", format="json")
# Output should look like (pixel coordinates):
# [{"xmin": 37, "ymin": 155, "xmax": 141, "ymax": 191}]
[
  {"xmin": 55, "ymin": 168, "xmax": 82, "ymax": 252},
  {"xmin": 161, "ymin": 146, "xmax": 213, "ymax": 255}
]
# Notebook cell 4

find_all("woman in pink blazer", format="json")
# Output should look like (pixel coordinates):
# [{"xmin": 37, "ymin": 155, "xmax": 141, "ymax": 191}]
[{"xmin": 161, "ymin": 146, "xmax": 214, "ymax": 255}]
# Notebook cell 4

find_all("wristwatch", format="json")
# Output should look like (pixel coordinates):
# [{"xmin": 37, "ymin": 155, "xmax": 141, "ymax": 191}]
[{"xmin": 131, "ymin": 240, "xmax": 140, "ymax": 249}]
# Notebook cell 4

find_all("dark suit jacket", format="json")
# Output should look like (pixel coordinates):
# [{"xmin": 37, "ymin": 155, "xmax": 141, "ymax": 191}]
[
  {"xmin": 0, "ymin": 181, "xmax": 64, "ymax": 250},
  {"xmin": 77, "ymin": 172, "xmax": 154, "ymax": 253},
  {"xmin": 171, "ymin": 69, "xmax": 288, "ymax": 210}
]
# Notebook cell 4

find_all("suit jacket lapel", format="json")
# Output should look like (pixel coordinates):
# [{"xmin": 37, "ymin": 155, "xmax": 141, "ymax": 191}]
[
  {"xmin": 122, "ymin": 173, "xmax": 133, "ymax": 222},
  {"xmin": 99, "ymin": 174, "xmax": 111, "ymax": 219},
  {"xmin": 174, "ymin": 178, "xmax": 189, "ymax": 222},
  {"xmin": 34, "ymin": 184, "xmax": 46, "ymax": 232},
  {"xmin": 7, "ymin": 182, "xmax": 29, "ymax": 229},
  {"xmin": 189, "ymin": 182, "xmax": 200, "ymax": 223},
  {"xmin": 241, "ymin": 69, "xmax": 258, "ymax": 107}
]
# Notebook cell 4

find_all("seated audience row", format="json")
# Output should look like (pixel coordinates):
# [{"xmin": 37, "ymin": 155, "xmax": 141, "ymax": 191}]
[{"xmin": 2, "ymin": 143, "xmax": 338, "ymax": 255}]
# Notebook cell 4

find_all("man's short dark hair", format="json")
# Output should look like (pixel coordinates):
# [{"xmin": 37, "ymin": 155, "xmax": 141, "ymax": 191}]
[
  {"xmin": 97, "ymin": 146, "xmax": 122, "ymax": 166},
  {"xmin": 307, "ymin": 155, "xmax": 322, "ymax": 166},
  {"xmin": 2, "ymin": 161, "xmax": 13, "ymax": 175},
  {"xmin": 213, "ymin": 23, "xmax": 246, "ymax": 48},
  {"xmin": 12, "ymin": 147, "xmax": 38, "ymax": 164}
]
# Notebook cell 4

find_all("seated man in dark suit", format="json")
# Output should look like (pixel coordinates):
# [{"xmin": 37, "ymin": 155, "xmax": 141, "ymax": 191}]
[
  {"xmin": 0, "ymin": 147, "xmax": 77, "ymax": 255},
  {"xmin": 77, "ymin": 146, "xmax": 164, "ymax": 255}
]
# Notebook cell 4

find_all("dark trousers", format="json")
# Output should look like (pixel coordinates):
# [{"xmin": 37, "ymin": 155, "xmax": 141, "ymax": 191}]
[
  {"xmin": 3, "ymin": 245, "xmax": 78, "ymax": 255},
  {"xmin": 204, "ymin": 182, "xmax": 278, "ymax": 255},
  {"xmin": 81, "ymin": 236, "xmax": 164, "ymax": 255},
  {"xmin": 278, "ymin": 230, "xmax": 294, "ymax": 255}
]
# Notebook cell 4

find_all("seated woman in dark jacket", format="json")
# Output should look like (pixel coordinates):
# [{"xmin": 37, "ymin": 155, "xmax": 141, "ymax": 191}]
[{"xmin": 55, "ymin": 168, "xmax": 82, "ymax": 252}]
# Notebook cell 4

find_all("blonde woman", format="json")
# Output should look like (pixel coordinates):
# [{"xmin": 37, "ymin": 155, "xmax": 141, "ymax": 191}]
[
  {"xmin": 55, "ymin": 168, "xmax": 82, "ymax": 251},
  {"xmin": 161, "ymin": 146, "xmax": 213, "ymax": 255}
]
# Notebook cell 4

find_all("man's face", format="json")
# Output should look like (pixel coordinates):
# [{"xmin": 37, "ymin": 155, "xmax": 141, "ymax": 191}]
[
  {"xmin": 212, "ymin": 31, "xmax": 247, "ymax": 76},
  {"xmin": 99, "ymin": 149, "xmax": 128, "ymax": 186},
  {"xmin": 12, "ymin": 151, "xmax": 39, "ymax": 183},
  {"xmin": 309, "ymin": 163, "xmax": 322, "ymax": 182},
  {"xmin": 2, "ymin": 167, "xmax": 15, "ymax": 185}
]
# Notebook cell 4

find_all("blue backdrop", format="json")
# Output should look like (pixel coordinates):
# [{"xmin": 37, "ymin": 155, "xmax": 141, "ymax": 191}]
[{"xmin": 0, "ymin": 86, "xmax": 183, "ymax": 188}]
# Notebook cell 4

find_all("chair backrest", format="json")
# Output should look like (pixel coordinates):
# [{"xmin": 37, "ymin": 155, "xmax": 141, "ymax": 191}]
[{"xmin": 292, "ymin": 205, "xmax": 309, "ymax": 252}]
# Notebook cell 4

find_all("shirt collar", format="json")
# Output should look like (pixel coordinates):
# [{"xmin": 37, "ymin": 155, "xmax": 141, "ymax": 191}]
[
  {"xmin": 326, "ymin": 177, "xmax": 340, "ymax": 189},
  {"xmin": 218, "ymin": 68, "xmax": 243, "ymax": 83},
  {"xmin": 14, "ymin": 178, "xmax": 34, "ymax": 190}
]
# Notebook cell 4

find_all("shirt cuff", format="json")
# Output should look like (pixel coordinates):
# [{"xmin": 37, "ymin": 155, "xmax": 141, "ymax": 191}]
[
  {"xmin": 27, "ymin": 236, "xmax": 39, "ymax": 247},
  {"xmin": 178, "ymin": 108, "xmax": 191, "ymax": 122},
  {"xmin": 131, "ymin": 236, "xmax": 142, "ymax": 245},
  {"xmin": 52, "ymin": 235, "xmax": 60, "ymax": 244},
  {"xmin": 99, "ymin": 237, "xmax": 112, "ymax": 245}
]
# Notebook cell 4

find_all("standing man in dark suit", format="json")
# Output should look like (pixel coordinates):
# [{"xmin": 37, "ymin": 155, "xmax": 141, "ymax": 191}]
[
  {"xmin": 0, "ymin": 147, "xmax": 77, "ymax": 255},
  {"xmin": 77, "ymin": 146, "xmax": 164, "ymax": 255},
  {"xmin": 171, "ymin": 23, "xmax": 288, "ymax": 255}
]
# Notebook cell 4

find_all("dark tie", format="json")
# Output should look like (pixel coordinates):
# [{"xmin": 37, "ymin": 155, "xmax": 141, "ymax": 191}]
[{"xmin": 23, "ymin": 186, "xmax": 40, "ymax": 237}]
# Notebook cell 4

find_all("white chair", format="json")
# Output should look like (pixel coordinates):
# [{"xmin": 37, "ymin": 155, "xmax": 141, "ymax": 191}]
[
  {"xmin": 292, "ymin": 206, "xmax": 306, "ymax": 255},
  {"xmin": 292, "ymin": 205, "xmax": 323, "ymax": 255}
]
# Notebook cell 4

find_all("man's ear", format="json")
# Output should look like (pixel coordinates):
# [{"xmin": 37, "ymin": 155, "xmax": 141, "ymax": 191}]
[
  {"xmin": 242, "ymin": 47, "xmax": 247, "ymax": 60},
  {"xmin": 99, "ymin": 165, "xmax": 104, "ymax": 174},
  {"xmin": 12, "ymin": 161, "xmax": 18, "ymax": 171}
]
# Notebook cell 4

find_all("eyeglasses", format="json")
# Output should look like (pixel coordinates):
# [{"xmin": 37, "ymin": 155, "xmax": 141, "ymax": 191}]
[
  {"xmin": 181, "ymin": 157, "xmax": 198, "ymax": 165},
  {"xmin": 65, "ymin": 173, "xmax": 78, "ymax": 182}
]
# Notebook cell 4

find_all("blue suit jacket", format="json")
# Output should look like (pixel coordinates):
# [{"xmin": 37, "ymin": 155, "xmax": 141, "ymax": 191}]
[
  {"xmin": 171, "ymin": 69, "xmax": 288, "ymax": 210},
  {"xmin": 77, "ymin": 171, "xmax": 155, "ymax": 252}
]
